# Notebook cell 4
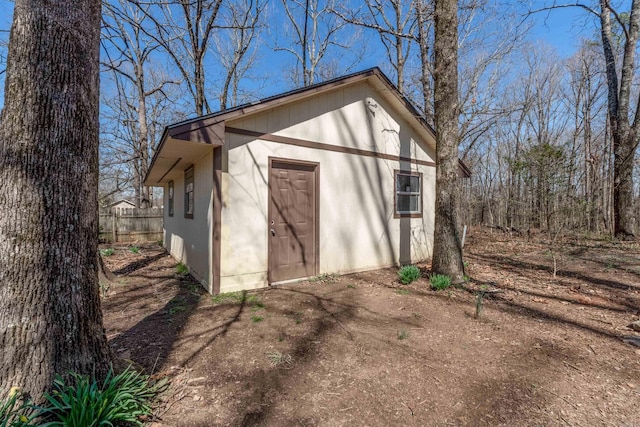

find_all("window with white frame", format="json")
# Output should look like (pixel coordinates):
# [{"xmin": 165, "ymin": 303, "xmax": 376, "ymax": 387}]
[{"xmin": 395, "ymin": 170, "xmax": 422, "ymax": 217}]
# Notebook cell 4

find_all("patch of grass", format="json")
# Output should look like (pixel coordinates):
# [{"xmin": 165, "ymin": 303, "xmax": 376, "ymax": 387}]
[
  {"xmin": 100, "ymin": 248, "xmax": 115, "ymax": 257},
  {"xmin": 309, "ymin": 273, "xmax": 338, "ymax": 283},
  {"xmin": 394, "ymin": 289, "xmax": 410, "ymax": 295},
  {"xmin": 156, "ymin": 240, "xmax": 164, "ymax": 246},
  {"xmin": 251, "ymin": 315, "xmax": 264, "ymax": 323},
  {"xmin": 430, "ymin": 274, "xmax": 452, "ymax": 291},
  {"xmin": 398, "ymin": 265, "xmax": 421, "ymax": 284},
  {"xmin": 463, "ymin": 275, "xmax": 471, "ymax": 283},
  {"xmin": 211, "ymin": 291, "xmax": 244, "ymax": 304},
  {"xmin": 187, "ymin": 282, "xmax": 202, "ymax": 295},
  {"xmin": 346, "ymin": 283, "xmax": 356, "ymax": 289},
  {"xmin": 246, "ymin": 294, "xmax": 266, "ymax": 310},
  {"xmin": 397, "ymin": 330, "xmax": 409, "ymax": 340},
  {"xmin": 211, "ymin": 291, "xmax": 265, "ymax": 311},
  {"xmin": 175, "ymin": 262, "xmax": 189, "ymax": 275},
  {"xmin": 129, "ymin": 246, "xmax": 140, "ymax": 254},
  {"xmin": 293, "ymin": 311, "xmax": 304, "ymax": 324},
  {"xmin": 266, "ymin": 351, "xmax": 293, "ymax": 367},
  {"xmin": 168, "ymin": 303, "xmax": 186, "ymax": 316}
]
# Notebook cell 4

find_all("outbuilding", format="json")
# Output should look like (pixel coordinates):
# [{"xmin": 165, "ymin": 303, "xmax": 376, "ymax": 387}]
[{"xmin": 144, "ymin": 68, "xmax": 470, "ymax": 294}]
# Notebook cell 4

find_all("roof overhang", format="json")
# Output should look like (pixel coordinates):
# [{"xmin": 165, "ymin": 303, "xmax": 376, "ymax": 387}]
[{"xmin": 144, "ymin": 122, "xmax": 224, "ymax": 186}]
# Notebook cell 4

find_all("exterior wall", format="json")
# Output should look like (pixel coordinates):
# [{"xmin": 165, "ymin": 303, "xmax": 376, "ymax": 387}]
[
  {"xmin": 163, "ymin": 150, "xmax": 214, "ymax": 292},
  {"xmin": 219, "ymin": 81, "xmax": 435, "ymax": 292}
]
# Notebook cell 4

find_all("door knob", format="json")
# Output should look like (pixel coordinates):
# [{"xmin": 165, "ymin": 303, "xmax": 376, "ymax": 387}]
[{"xmin": 270, "ymin": 228, "xmax": 275, "ymax": 236}]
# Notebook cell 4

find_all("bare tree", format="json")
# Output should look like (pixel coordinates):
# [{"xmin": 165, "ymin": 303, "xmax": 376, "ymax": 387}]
[
  {"xmin": 597, "ymin": 0, "xmax": 638, "ymax": 238},
  {"xmin": 277, "ymin": 0, "xmax": 358, "ymax": 86},
  {"xmin": 529, "ymin": 1, "xmax": 639, "ymax": 238},
  {"xmin": 102, "ymin": 0, "xmax": 179, "ymax": 207},
  {"xmin": 215, "ymin": 0, "xmax": 266, "ymax": 109},
  {"xmin": 334, "ymin": 0, "xmax": 417, "ymax": 92},
  {"xmin": 431, "ymin": 0, "xmax": 465, "ymax": 282},
  {"xmin": 0, "ymin": 0, "xmax": 112, "ymax": 400},
  {"xmin": 138, "ymin": 0, "xmax": 224, "ymax": 116}
]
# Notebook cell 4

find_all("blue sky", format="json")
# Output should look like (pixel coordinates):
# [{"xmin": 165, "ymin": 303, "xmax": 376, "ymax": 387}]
[
  {"xmin": 0, "ymin": 1, "xmax": 604, "ymax": 110},
  {"xmin": 528, "ymin": 2, "xmax": 599, "ymax": 56}
]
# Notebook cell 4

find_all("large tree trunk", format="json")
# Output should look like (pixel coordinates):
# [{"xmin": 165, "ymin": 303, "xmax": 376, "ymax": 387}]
[
  {"xmin": 431, "ymin": 0, "xmax": 465, "ymax": 282},
  {"xmin": 612, "ymin": 130, "xmax": 636, "ymax": 238},
  {"xmin": 599, "ymin": 0, "xmax": 639, "ymax": 239},
  {"xmin": 0, "ymin": 0, "xmax": 112, "ymax": 401}
]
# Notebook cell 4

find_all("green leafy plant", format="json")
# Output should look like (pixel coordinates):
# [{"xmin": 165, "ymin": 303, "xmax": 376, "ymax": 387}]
[
  {"xmin": 398, "ymin": 265, "xmax": 420, "ymax": 285},
  {"xmin": 251, "ymin": 315, "xmax": 264, "ymax": 323},
  {"xmin": 176, "ymin": 262, "xmax": 189, "ymax": 275},
  {"xmin": 34, "ymin": 367, "xmax": 163, "ymax": 427},
  {"xmin": 397, "ymin": 330, "xmax": 409, "ymax": 340},
  {"xmin": 129, "ymin": 246, "xmax": 140, "ymax": 254},
  {"xmin": 346, "ymin": 283, "xmax": 356, "ymax": 289},
  {"xmin": 429, "ymin": 274, "xmax": 451, "ymax": 291},
  {"xmin": 0, "ymin": 388, "xmax": 32, "ymax": 427},
  {"xmin": 99, "ymin": 248, "xmax": 114, "ymax": 257},
  {"xmin": 430, "ymin": 274, "xmax": 452, "ymax": 291}
]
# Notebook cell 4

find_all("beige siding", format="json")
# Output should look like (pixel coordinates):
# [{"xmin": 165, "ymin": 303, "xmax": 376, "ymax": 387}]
[
  {"xmin": 219, "ymin": 81, "xmax": 435, "ymax": 292},
  {"xmin": 163, "ymin": 150, "xmax": 214, "ymax": 291}
]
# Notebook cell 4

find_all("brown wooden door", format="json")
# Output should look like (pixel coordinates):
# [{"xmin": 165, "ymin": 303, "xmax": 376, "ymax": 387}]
[{"xmin": 269, "ymin": 160, "xmax": 318, "ymax": 283}]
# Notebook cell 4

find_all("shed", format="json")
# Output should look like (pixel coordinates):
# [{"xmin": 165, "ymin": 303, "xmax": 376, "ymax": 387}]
[{"xmin": 144, "ymin": 68, "xmax": 470, "ymax": 294}]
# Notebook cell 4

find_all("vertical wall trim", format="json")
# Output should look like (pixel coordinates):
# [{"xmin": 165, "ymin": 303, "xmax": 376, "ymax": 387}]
[{"xmin": 212, "ymin": 147, "xmax": 222, "ymax": 294}]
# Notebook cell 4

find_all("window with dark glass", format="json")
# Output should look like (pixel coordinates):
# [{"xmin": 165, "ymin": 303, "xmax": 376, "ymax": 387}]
[
  {"xmin": 168, "ymin": 181, "xmax": 174, "ymax": 217},
  {"xmin": 185, "ymin": 166, "xmax": 194, "ymax": 219},
  {"xmin": 395, "ymin": 170, "xmax": 422, "ymax": 217}
]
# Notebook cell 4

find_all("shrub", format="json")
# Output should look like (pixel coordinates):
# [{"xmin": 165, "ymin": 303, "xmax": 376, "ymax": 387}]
[
  {"xmin": 129, "ymin": 246, "xmax": 140, "ymax": 254},
  {"xmin": 99, "ymin": 248, "xmax": 114, "ymax": 257},
  {"xmin": 35, "ymin": 367, "xmax": 163, "ymax": 427},
  {"xmin": 398, "ymin": 265, "xmax": 421, "ymax": 284},
  {"xmin": 430, "ymin": 274, "xmax": 452, "ymax": 290}
]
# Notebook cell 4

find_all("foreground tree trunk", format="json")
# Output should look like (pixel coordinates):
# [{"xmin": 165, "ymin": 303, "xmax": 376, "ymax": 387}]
[
  {"xmin": 0, "ymin": 0, "xmax": 112, "ymax": 401},
  {"xmin": 431, "ymin": 0, "xmax": 465, "ymax": 282}
]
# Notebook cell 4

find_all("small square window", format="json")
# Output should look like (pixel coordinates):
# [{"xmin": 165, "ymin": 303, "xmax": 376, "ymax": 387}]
[
  {"xmin": 395, "ymin": 170, "xmax": 422, "ymax": 218},
  {"xmin": 185, "ymin": 166, "xmax": 194, "ymax": 219}
]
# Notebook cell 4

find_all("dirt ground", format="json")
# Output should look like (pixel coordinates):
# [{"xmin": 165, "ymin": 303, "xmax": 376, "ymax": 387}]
[{"xmin": 101, "ymin": 228, "xmax": 640, "ymax": 426}]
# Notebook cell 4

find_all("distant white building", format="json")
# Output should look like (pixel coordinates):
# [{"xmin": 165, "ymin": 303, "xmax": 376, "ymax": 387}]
[{"xmin": 106, "ymin": 199, "xmax": 135, "ymax": 213}]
